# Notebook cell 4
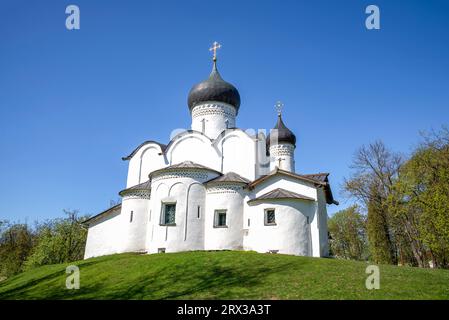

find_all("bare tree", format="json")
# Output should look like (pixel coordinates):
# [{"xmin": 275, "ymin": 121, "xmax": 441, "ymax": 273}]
[
  {"xmin": 344, "ymin": 140, "xmax": 403, "ymax": 206},
  {"xmin": 343, "ymin": 141, "xmax": 403, "ymax": 264}
]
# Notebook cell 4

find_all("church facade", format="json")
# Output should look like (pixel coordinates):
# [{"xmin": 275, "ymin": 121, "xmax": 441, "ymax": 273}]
[{"xmin": 83, "ymin": 44, "xmax": 338, "ymax": 259}]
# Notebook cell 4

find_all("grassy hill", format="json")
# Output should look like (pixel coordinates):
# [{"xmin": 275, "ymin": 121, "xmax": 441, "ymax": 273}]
[{"xmin": 0, "ymin": 251, "xmax": 448, "ymax": 300}]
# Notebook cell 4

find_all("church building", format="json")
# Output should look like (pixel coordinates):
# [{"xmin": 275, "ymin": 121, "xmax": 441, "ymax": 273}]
[{"xmin": 83, "ymin": 42, "xmax": 338, "ymax": 259}]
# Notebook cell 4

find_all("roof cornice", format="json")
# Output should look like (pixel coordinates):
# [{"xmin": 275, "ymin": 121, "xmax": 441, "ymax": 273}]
[
  {"xmin": 247, "ymin": 188, "xmax": 315, "ymax": 204},
  {"xmin": 122, "ymin": 140, "xmax": 167, "ymax": 161},
  {"xmin": 149, "ymin": 161, "xmax": 221, "ymax": 179},
  {"xmin": 247, "ymin": 168, "xmax": 338, "ymax": 205},
  {"xmin": 82, "ymin": 203, "xmax": 122, "ymax": 226},
  {"xmin": 247, "ymin": 168, "xmax": 327, "ymax": 190}
]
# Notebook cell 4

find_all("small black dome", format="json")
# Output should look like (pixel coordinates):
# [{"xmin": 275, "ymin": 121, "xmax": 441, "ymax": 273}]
[
  {"xmin": 266, "ymin": 115, "xmax": 297, "ymax": 148},
  {"xmin": 188, "ymin": 61, "xmax": 240, "ymax": 113}
]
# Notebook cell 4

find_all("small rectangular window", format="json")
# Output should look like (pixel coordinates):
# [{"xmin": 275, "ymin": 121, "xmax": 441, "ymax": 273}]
[
  {"xmin": 197, "ymin": 205, "xmax": 201, "ymax": 219},
  {"xmin": 265, "ymin": 209, "xmax": 276, "ymax": 226},
  {"xmin": 214, "ymin": 210, "xmax": 227, "ymax": 227},
  {"xmin": 130, "ymin": 211, "xmax": 134, "ymax": 223},
  {"xmin": 161, "ymin": 203, "xmax": 176, "ymax": 225},
  {"xmin": 248, "ymin": 218, "xmax": 250, "ymax": 227}
]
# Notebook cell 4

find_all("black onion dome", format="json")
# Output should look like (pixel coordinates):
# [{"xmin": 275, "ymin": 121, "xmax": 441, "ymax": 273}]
[
  {"xmin": 266, "ymin": 115, "xmax": 297, "ymax": 147},
  {"xmin": 188, "ymin": 61, "xmax": 241, "ymax": 113}
]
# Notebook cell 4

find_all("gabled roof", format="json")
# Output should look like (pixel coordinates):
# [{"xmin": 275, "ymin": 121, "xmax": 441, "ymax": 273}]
[
  {"xmin": 149, "ymin": 161, "xmax": 221, "ymax": 178},
  {"xmin": 118, "ymin": 180, "xmax": 151, "ymax": 196},
  {"xmin": 248, "ymin": 168, "xmax": 327, "ymax": 188},
  {"xmin": 247, "ymin": 168, "xmax": 338, "ymax": 205},
  {"xmin": 82, "ymin": 203, "xmax": 122, "ymax": 226},
  {"xmin": 205, "ymin": 172, "xmax": 250, "ymax": 184},
  {"xmin": 122, "ymin": 140, "xmax": 167, "ymax": 161},
  {"xmin": 299, "ymin": 173, "xmax": 330, "ymax": 183},
  {"xmin": 248, "ymin": 188, "xmax": 315, "ymax": 203}
]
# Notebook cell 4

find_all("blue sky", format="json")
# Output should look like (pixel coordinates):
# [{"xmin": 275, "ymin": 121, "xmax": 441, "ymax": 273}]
[{"xmin": 1, "ymin": 0, "xmax": 448, "ymax": 222}]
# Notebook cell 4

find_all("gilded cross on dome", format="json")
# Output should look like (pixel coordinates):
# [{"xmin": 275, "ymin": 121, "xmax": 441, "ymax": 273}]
[
  {"xmin": 275, "ymin": 101, "xmax": 284, "ymax": 116},
  {"xmin": 209, "ymin": 41, "xmax": 222, "ymax": 61}
]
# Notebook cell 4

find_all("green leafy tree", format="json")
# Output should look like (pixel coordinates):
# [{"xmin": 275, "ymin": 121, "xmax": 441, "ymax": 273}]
[
  {"xmin": 388, "ymin": 128, "xmax": 449, "ymax": 268},
  {"xmin": 328, "ymin": 206, "xmax": 369, "ymax": 260},
  {"xmin": 0, "ymin": 222, "xmax": 35, "ymax": 278},
  {"xmin": 344, "ymin": 127, "xmax": 449, "ymax": 268},
  {"xmin": 24, "ymin": 210, "xmax": 88, "ymax": 270}
]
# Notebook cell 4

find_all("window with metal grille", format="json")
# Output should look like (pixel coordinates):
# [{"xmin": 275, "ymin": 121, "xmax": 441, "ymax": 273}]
[
  {"xmin": 265, "ymin": 209, "xmax": 276, "ymax": 225},
  {"xmin": 161, "ymin": 203, "xmax": 176, "ymax": 225},
  {"xmin": 214, "ymin": 210, "xmax": 227, "ymax": 227}
]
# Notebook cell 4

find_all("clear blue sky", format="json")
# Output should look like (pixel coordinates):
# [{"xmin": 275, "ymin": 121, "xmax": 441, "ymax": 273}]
[{"xmin": 1, "ymin": 0, "xmax": 448, "ymax": 222}]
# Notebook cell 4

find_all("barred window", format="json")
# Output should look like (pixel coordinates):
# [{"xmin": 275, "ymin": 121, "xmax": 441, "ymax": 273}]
[
  {"xmin": 265, "ymin": 209, "xmax": 276, "ymax": 225},
  {"xmin": 214, "ymin": 210, "xmax": 227, "ymax": 227},
  {"xmin": 161, "ymin": 203, "xmax": 176, "ymax": 225}
]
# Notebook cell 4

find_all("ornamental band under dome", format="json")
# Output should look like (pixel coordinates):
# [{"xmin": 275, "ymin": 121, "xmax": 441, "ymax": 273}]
[{"xmin": 83, "ymin": 42, "xmax": 338, "ymax": 259}]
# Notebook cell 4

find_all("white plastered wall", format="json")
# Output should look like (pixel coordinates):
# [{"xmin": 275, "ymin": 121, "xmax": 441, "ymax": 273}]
[
  {"xmin": 84, "ymin": 206, "xmax": 122, "ymax": 259},
  {"xmin": 269, "ymin": 143, "xmax": 295, "ymax": 172},
  {"xmin": 243, "ymin": 174, "xmax": 328, "ymax": 257},
  {"xmin": 166, "ymin": 133, "xmax": 220, "ymax": 171},
  {"xmin": 126, "ymin": 143, "xmax": 166, "ymax": 187},
  {"xmin": 243, "ymin": 199, "xmax": 313, "ymax": 256},
  {"xmin": 204, "ymin": 183, "xmax": 246, "ymax": 250},
  {"xmin": 146, "ymin": 170, "xmax": 218, "ymax": 253},
  {"xmin": 191, "ymin": 102, "xmax": 236, "ymax": 139},
  {"xmin": 165, "ymin": 130, "xmax": 258, "ymax": 181},
  {"xmin": 216, "ymin": 130, "xmax": 257, "ymax": 181},
  {"xmin": 119, "ymin": 197, "xmax": 150, "ymax": 253},
  {"xmin": 251, "ymin": 175, "xmax": 318, "ymax": 200}
]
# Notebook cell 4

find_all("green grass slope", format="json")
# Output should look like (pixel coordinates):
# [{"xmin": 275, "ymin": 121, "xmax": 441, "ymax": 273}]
[{"xmin": 0, "ymin": 251, "xmax": 448, "ymax": 300}]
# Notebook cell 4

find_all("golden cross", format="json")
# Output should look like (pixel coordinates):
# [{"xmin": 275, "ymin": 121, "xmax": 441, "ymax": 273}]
[
  {"xmin": 209, "ymin": 41, "xmax": 222, "ymax": 61},
  {"xmin": 275, "ymin": 101, "xmax": 284, "ymax": 116}
]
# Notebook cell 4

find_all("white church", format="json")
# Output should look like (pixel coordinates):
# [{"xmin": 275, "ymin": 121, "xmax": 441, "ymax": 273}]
[{"xmin": 83, "ymin": 43, "xmax": 338, "ymax": 259}]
